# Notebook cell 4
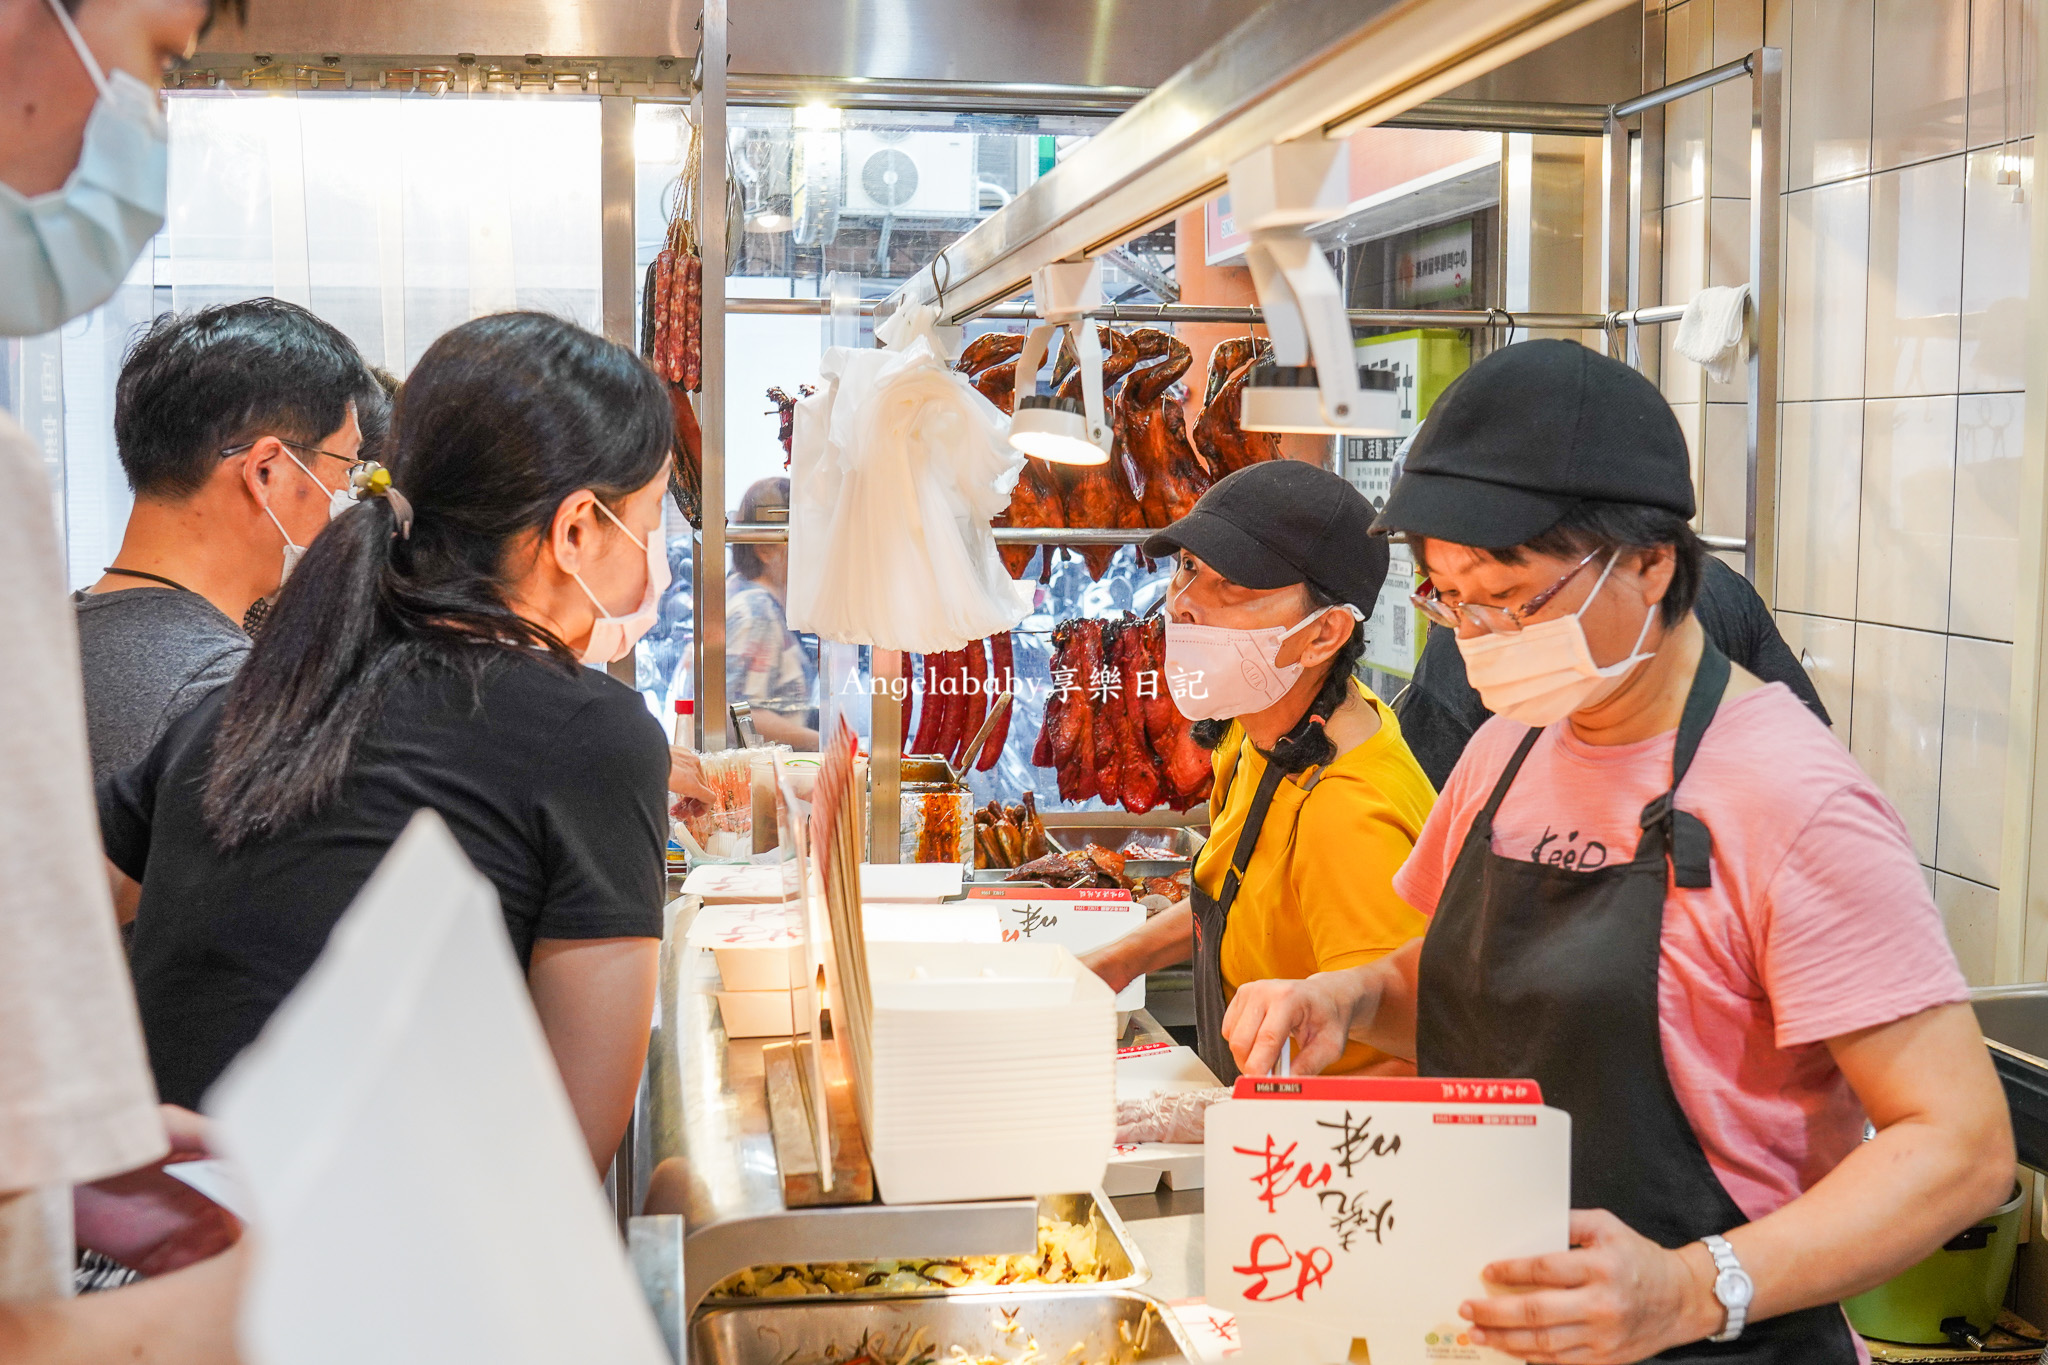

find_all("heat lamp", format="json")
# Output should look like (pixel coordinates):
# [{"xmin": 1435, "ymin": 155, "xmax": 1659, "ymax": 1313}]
[
  {"xmin": 1230, "ymin": 140, "xmax": 1401, "ymax": 438},
  {"xmin": 1009, "ymin": 259, "xmax": 1111, "ymax": 466}
]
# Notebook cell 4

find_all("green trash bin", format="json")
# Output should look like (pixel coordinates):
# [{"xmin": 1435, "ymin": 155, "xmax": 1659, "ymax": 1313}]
[{"xmin": 1843, "ymin": 1184, "xmax": 2026, "ymax": 1345}]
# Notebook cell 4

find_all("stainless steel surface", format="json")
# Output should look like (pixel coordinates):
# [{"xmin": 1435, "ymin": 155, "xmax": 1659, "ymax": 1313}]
[
  {"xmin": 629, "ymin": 1215, "xmax": 686, "ymax": 1363},
  {"xmin": 728, "ymin": 74, "xmax": 1147, "ymax": 116},
  {"xmin": 696, "ymin": 0, "xmax": 728, "ymax": 750},
  {"xmin": 1610, "ymin": 52, "xmax": 1755, "ymax": 120},
  {"xmin": 870, "ymin": 650, "xmax": 904, "ymax": 865},
  {"xmin": 701, "ymin": 1190, "xmax": 1148, "ymax": 1302},
  {"xmin": 1746, "ymin": 47, "xmax": 1783, "ymax": 600},
  {"xmin": 1119, "ymin": 1212, "xmax": 1203, "ymax": 1302},
  {"xmin": 1045, "ymin": 826, "xmax": 1206, "ymax": 859},
  {"xmin": 1147, "ymin": 970, "xmax": 1195, "ymax": 1029},
  {"xmin": 1424, "ymin": 5, "xmax": 1643, "ymax": 110},
  {"xmin": 691, "ymin": 1289, "xmax": 1192, "ymax": 1365},
  {"xmin": 730, "ymin": 296, "xmax": 1691, "ymax": 330},
  {"xmin": 648, "ymin": 897, "xmax": 1037, "ymax": 1316},
  {"xmin": 1701, "ymin": 534, "xmax": 1747, "ymax": 553},
  {"xmin": 886, "ymin": 0, "xmax": 1636, "ymax": 326},
  {"xmin": 1382, "ymin": 98, "xmax": 1606, "ymax": 136},
  {"xmin": 1974, "ymin": 984, "xmax": 2048, "ymax": 1064}
]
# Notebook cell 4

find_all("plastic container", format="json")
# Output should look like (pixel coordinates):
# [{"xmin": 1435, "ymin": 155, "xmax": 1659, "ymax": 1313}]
[{"xmin": 1843, "ymin": 1183, "xmax": 2025, "ymax": 1343}]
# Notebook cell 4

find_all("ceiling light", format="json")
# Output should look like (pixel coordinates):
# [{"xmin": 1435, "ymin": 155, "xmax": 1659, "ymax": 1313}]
[
  {"xmin": 794, "ymin": 101, "xmax": 841, "ymax": 130},
  {"xmin": 1241, "ymin": 364, "xmax": 1400, "ymax": 435},
  {"xmin": 1009, "ymin": 394, "xmax": 1108, "ymax": 465}
]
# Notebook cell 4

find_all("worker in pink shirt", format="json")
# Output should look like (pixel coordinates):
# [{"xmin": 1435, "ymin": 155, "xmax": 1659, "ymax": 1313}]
[{"xmin": 1223, "ymin": 339, "xmax": 2013, "ymax": 1365}]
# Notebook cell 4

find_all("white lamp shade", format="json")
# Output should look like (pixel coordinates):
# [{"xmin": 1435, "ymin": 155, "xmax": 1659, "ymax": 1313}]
[
  {"xmin": 1241, "ymin": 380, "xmax": 1402, "ymax": 437},
  {"xmin": 1009, "ymin": 401, "xmax": 1109, "ymax": 465}
]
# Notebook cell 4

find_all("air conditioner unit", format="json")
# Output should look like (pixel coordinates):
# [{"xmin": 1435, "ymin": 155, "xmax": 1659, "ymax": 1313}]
[{"xmin": 842, "ymin": 130, "xmax": 977, "ymax": 218}]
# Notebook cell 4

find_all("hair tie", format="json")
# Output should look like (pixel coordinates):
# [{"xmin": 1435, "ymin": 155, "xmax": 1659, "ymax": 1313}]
[
  {"xmin": 351, "ymin": 461, "xmax": 414, "ymax": 539},
  {"xmin": 1307, "ymin": 713, "xmax": 1328, "ymax": 726}
]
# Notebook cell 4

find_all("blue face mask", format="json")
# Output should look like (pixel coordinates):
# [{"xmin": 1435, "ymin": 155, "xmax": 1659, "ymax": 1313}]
[{"xmin": 0, "ymin": 0, "xmax": 168, "ymax": 336}]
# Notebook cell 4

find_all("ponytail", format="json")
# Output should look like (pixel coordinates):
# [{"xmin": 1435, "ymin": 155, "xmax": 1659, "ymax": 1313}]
[
  {"xmin": 1189, "ymin": 581, "xmax": 1367, "ymax": 776},
  {"xmin": 200, "ymin": 311, "xmax": 672, "ymax": 851}
]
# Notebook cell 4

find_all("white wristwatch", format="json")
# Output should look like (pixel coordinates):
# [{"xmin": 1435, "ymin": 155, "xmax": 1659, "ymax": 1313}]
[{"xmin": 1700, "ymin": 1233, "xmax": 1753, "ymax": 1342}]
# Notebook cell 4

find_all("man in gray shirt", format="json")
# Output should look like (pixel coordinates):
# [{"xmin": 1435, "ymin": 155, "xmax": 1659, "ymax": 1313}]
[{"xmin": 76, "ymin": 299, "xmax": 384, "ymax": 781}]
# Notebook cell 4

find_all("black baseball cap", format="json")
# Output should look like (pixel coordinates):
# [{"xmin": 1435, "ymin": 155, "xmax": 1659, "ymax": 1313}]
[
  {"xmin": 1142, "ymin": 460, "xmax": 1389, "ymax": 616},
  {"xmin": 1370, "ymin": 339, "xmax": 1694, "ymax": 548}
]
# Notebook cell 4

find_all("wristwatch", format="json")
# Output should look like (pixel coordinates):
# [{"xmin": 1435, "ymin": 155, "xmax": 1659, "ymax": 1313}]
[{"xmin": 1700, "ymin": 1234, "xmax": 1753, "ymax": 1342}]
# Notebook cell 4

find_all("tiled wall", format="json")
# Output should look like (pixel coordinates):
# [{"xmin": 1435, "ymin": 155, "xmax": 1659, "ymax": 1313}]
[{"xmin": 1651, "ymin": 0, "xmax": 2033, "ymax": 983}]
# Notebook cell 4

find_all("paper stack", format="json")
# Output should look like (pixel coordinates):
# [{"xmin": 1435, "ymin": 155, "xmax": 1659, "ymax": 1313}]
[
  {"xmin": 863, "ymin": 940, "xmax": 1116, "ymax": 1204},
  {"xmin": 687, "ymin": 900, "xmax": 1000, "ymax": 1038},
  {"xmin": 1103, "ymin": 1043, "xmax": 1220, "ymax": 1196}
]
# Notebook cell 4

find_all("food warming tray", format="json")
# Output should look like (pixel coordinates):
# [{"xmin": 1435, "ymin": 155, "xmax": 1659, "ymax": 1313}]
[
  {"xmin": 691, "ymin": 1288, "xmax": 1191, "ymax": 1365},
  {"xmin": 702, "ymin": 1191, "xmax": 1148, "ymax": 1302}
]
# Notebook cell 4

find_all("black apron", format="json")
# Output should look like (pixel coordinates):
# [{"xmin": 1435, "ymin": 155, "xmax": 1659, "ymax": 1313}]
[
  {"xmin": 1192, "ymin": 752, "xmax": 1290, "ymax": 1084},
  {"xmin": 1416, "ymin": 640, "xmax": 1858, "ymax": 1362}
]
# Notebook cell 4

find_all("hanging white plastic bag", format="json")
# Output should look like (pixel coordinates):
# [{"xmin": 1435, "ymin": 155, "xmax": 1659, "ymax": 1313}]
[{"xmin": 207, "ymin": 811, "xmax": 669, "ymax": 1365}]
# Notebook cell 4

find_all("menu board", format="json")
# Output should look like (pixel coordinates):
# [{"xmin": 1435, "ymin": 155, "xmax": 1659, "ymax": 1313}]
[
  {"xmin": 966, "ymin": 886, "xmax": 1147, "ymax": 1010},
  {"xmin": 1205, "ymin": 1076, "xmax": 1568, "ymax": 1365}
]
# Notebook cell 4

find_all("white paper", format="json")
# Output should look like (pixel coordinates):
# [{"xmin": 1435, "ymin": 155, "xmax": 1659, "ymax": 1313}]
[
  {"xmin": 1205, "ymin": 1076, "xmax": 1568, "ymax": 1365},
  {"xmin": 164, "ymin": 1158, "xmax": 254, "ymax": 1223},
  {"xmin": 679, "ymin": 861, "xmax": 963, "ymax": 904},
  {"xmin": 966, "ymin": 887, "xmax": 1148, "ymax": 1010},
  {"xmin": 207, "ymin": 811, "xmax": 668, "ymax": 1365}
]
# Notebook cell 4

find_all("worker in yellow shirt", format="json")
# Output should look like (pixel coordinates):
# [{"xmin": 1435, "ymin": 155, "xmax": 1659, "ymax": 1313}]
[{"xmin": 1081, "ymin": 462, "xmax": 1435, "ymax": 1130}]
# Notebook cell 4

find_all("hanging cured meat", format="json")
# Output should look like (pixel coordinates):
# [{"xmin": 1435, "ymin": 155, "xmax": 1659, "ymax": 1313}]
[
  {"xmin": 1193, "ymin": 338, "xmax": 1280, "ymax": 476},
  {"xmin": 1054, "ymin": 328, "xmax": 1146, "ymax": 579},
  {"xmin": 1032, "ymin": 613, "xmax": 1211, "ymax": 814},
  {"xmin": 957, "ymin": 331, "xmax": 1027, "ymax": 374},
  {"xmin": 1119, "ymin": 329, "xmax": 1214, "ymax": 530}
]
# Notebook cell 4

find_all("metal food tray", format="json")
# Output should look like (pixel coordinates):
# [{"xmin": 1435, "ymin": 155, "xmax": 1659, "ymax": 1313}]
[
  {"xmin": 691, "ymin": 1288, "xmax": 1191, "ymax": 1365},
  {"xmin": 703, "ymin": 1191, "xmax": 1148, "ymax": 1302},
  {"xmin": 1049, "ymin": 826, "xmax": 1204, "ymax": 881}
]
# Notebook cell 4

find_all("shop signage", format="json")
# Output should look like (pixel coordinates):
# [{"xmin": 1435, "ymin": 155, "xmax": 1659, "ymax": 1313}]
[
  {"xmin": 1206, "ymin": 1075, "xmax": 1567, "ymax": 1364},
  {"xmin": 1393, "ymin": 221, "xmax": 1475, "ymax": 308}
]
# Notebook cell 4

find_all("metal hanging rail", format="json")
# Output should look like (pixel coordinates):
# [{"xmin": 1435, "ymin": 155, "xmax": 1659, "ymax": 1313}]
[{"xmin": 730, "ymin": 295, "xmax": 1689, "ymax": 331}]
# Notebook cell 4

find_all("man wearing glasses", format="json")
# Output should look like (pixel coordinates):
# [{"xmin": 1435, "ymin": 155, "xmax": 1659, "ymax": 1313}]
[{"xmin": 74, "ymin": 296, "xmax": 384, "ymax": 783}]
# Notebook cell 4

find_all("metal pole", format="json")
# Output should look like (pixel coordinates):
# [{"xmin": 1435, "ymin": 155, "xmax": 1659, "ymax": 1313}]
[
  {"xmin": 1609, "ymin": 52, "xmax": 1754, "ymax": 119},
  {"xmin": 598, "ymin": 95, "xmax": 639, "ymax": 691},
  {"xmin": 734, "ymin": 296, "xmax": 1686, "ymax": 331},
  {"xmin": 1746, "ymin": 46, "xmax": 1783, "ymax": 599},
  {"xmin": 869, "ymin": 650, "xmax": 902, "ymax": 863},
  {"xmin": 697, "ymin": 0, "xmax": 728, "ymax": 749},
  {"xmin": 1603, "ymin": 112, "xmax": 1632, "ymax": 360}
]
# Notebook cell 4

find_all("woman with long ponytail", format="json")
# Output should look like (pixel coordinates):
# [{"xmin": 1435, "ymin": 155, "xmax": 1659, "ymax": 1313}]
[
  {"xmin": 102, "ymin": 312, "xmax": 675, "ymax": 1172},
  {"xmin": 1078, "ymin": 461, "xmax": 1438, "ymax": 1131}
]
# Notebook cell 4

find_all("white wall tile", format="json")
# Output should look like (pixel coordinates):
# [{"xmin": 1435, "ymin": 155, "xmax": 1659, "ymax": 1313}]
[
  {"xmin": 1864, "ymin": 155, "xmax": 1965, "ymax": 398},
  {"xmin": 1850, "ymin": 622, "xmax": 1948, "ymax": 861},
  {"xmin": 1936, "ymin": 872, "xmax": 1999, "ymax": 986},
  {"xmin": 1967, "ymin": 0, "xmax": 2038, "ymax": 153},
  {"xmin": 1710, "ymin": 0, "xmax": 1764, "ymax": 200},
  {"xmin": 1774, "ymin": 609, "xmax": 1856, "ymax": 737},
  {"xmin": 1666, "ymin": 1, "xmax": 1714, "ymax": 205},
  {"xmin": 1951, "ymin": 392, "xmax": 2026, "ymax": 641},
  {"xmin": 1661, "ymin": 198, "xmax": 1707, "ymax": 403},
  {"xmin": 1871, "ymin": 0, "xmax": 1971, "ymax": 170},
  {"xmin": 1936, "ymin": 634, "xmax": 2011, "ymax": 886},
  {"xmin": 1960, "ymin": 140, "xmax": 2032, "ymax": 393},
  {"xmin": 1782, "ymin": 180, "xmax": 1870, "ymax": 401},
  {"xmin": 1786, "ymin": 0, "xmax": 1874, "ymax": 189},
  {"xmin": 1776, "ymin": 399, "xmax": 1864, "ymax": 617},
  {"xmin": 1702, "ymin": 402, "xmax": 1748, "ymax": 542},
  {"xmin": 1858, "ymin": 396, "xmax": 1958, "ymax": 632},
  {"xmin": 1669, "ymin": 401, "xmax": 1703, "ymax": 511}
]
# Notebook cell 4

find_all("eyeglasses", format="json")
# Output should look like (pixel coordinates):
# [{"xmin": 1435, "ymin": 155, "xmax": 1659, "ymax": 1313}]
[
  {"xmin": 220, "ymin": 438, "xmax": 361, "ymax": 469},
  {"xmin": 1410, "ymin": 548, "xmax": 1603, "ymax": 635}
]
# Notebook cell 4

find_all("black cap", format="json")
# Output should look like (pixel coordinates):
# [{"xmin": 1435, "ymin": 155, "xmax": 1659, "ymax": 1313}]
[
  {"xmin": 1370, "ymin": 339, "xmax": 1694, "ymax": 548},
  {"xmin": 1142, "ymin": 460, "xmax": 1389, "ymax": 616}
]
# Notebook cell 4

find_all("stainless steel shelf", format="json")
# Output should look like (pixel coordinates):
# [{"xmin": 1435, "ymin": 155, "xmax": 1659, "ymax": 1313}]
[{"xmin": 728, "ymin": 296, "xmax": 1688, "ymax": 331}]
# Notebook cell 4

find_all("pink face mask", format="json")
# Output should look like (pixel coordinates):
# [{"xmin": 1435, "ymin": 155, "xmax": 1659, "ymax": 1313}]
[
  {"xmin": 570, "ymin": 501, "xmax": 669, "ymax": 665},
  {"xmin": 1161, "ymin": 586, "xmax": 1363, "ymax": 721}
]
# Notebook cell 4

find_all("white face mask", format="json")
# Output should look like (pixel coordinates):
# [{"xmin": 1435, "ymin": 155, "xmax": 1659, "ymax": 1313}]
[
  {"xmin": 257, "ymin": 447, "xmax": 352, "ymax": 590},
  {"xmin": 0, "ymin": 0, "xmax": 169, "ymax": 336},
  {"xmin": 1161, "ymin": 587, "xmax": 1363, "ymax": 722},
  {"xmin": 570, "ymin": 500, "xmax": 669, "ymax": 666},
  {"xmin": 1455, "ymin": 551, "xmax": 1658, "ymax": 728}
]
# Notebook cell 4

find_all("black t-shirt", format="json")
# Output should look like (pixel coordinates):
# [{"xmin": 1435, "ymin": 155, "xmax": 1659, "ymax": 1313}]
[
  {"xmin": 101, "ymin": 650, "xmax": 668, "ymax": 1109},
  {"xmin": 1393, "ymin": 556, "xmax": 1833, "ymax": 790}
]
